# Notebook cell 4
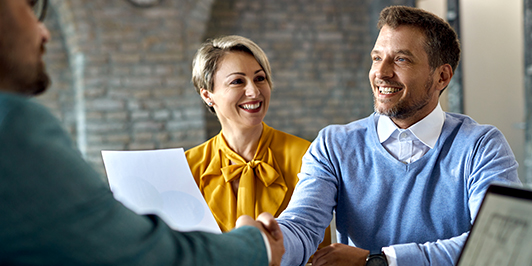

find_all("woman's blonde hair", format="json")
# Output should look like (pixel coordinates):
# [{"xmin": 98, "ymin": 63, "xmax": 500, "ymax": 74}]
[{"xmin": 191, "ymin": 35, "xmax": 273, "ymax": 113}]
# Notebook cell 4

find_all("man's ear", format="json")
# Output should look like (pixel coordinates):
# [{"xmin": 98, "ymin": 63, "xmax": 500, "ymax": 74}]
[{"xmin": 436, "ymin": 64, "xmax": 453, "ymax": 92}]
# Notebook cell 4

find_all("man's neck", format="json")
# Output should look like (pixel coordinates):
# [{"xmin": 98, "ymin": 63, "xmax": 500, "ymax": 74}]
[{"xmin": 390, "ymin": 101, "xmax": 440, "ymax": 129}]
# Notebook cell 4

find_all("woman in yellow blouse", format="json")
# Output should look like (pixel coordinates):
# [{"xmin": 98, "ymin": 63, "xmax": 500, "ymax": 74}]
[{"xmin": 186, "ymin": 35, "xmax": 311, "ymax": 232}]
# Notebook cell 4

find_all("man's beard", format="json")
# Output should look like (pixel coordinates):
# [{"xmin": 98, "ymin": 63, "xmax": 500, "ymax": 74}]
[
  {"xmin": 27, "ymin": 60, "xmax": 51, "ymax": 96},
  {"xmin": 374, "ymin": 77, "xmax": 434, "ymax": 119},
  {"xmin": 2, "ymin": 48, "xmax": 51, "ymax": 96},
  {"xmin": 25, "ymin": 42, "xmax": 51, "ymax": 96}
]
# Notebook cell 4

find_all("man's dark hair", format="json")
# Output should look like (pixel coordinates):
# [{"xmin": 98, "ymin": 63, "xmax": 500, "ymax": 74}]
[{"xmin": 378, "ymin": 6, "xmax": 461, "ymax": 73}]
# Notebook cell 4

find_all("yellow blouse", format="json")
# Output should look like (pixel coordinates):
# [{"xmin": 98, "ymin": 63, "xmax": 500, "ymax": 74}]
[{"xmin": 185, "ymin": 122, "xmax": 310, "ymax": 232}]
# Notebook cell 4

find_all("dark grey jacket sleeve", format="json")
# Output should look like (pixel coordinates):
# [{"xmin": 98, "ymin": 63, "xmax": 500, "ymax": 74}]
[{"xmin": 0, "ymin": 93, "xmax": 268, "ymax": 266}]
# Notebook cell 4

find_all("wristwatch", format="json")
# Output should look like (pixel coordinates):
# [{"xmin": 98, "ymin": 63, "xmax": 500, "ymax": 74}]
[{"xmin": 366, "ymin": 250, "xmax": 388, "ymax": 266}]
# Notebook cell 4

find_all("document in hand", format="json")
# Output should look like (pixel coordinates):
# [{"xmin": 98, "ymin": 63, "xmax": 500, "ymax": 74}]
[{"xmin": 101, "ymin": 148, "xmax": 221, "ymax": 234}]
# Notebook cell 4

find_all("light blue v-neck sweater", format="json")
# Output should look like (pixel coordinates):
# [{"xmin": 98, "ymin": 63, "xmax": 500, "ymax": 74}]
[{"xmin": 278, "ymin": 112, "xmax": 520, "ymax": 266}]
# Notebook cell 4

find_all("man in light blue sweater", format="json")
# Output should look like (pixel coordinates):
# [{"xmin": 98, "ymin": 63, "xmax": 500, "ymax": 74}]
[{"xmin": 270, "ymin": 5, "xmax": 521, "ymax": 266}]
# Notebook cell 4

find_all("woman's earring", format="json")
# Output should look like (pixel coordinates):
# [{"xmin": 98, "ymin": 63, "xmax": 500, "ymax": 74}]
[{"xmin": 207, "ymin": 102, "xmax": 213, "ymax": 107}]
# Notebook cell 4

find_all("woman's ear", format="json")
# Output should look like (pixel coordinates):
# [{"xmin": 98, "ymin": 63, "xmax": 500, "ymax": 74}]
[{"xmin": 200, "ymin": 88, "xmax": 213, "ymax": 106}]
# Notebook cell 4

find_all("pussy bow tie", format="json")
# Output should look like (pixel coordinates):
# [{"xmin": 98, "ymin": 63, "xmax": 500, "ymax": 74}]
[{"xmin": 202, "ymin": 148, "xmax": 287, "ymax": 231}]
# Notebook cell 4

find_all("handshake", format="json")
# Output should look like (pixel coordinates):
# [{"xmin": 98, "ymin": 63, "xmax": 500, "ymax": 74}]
[
  {"xmin": 236, "ymin": 213, "xmax": 372, "ymax": 266},
  {"xmin": 236, "ymin": 212, "xmax": 285, "ymax": 266}
]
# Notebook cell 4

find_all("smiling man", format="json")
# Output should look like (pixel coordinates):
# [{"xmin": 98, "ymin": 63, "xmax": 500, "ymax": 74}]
[
  {"xmin": 0, "ymin": 0, "xmax": 284, "ymax": 265},
  {"xmin": 370, "ymin": 23, "xmax": 448, "ymax": 129},
  {"xmin": 270, "ymin": 5, "xmax": 521, "ymax": 266}
]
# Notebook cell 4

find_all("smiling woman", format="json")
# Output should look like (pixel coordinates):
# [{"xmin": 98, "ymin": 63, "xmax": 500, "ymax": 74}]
[
  {"xmin": 202, "ymin": 51, "xmax": 271, "ymax": 132},
  {"xmin": 184, "ymin": 35, "xmax": 312, "ymax": 233}
]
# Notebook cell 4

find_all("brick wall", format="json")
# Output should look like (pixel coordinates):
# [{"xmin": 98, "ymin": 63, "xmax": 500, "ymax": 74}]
[
  {"xmin": 203, "ymin": 0, "xmax": 377, "ymax": 140},
  {"xmin": 39, "ymin": 0, "xmax": 412, "ymax": 175}
]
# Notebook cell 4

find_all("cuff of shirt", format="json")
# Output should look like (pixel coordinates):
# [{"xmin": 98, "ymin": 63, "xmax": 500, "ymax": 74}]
[
  {"xmin": 382, "ymin": 246, "xmax": 397, "ymax": 266},
  {"xmin": 260, "ymin": 231, "xmax": 272, "ymax": 264}
]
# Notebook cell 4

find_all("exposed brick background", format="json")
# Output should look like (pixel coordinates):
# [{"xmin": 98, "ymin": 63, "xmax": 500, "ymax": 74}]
[{"xmin": 39, "ymin": 0, "xmax": 412, "ymax": 176}]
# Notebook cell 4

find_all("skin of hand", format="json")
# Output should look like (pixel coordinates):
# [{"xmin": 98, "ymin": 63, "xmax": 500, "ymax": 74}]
[
  {"xmin": 236, "ymin": 212, "xmax": 285, "ymax": 266},
  {"xmin": 312, "ymin": 243, "xmax": 370, "ymax": 266}
]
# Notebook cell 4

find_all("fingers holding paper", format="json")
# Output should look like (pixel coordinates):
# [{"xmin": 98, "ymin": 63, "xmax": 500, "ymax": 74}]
[{"xmin": 236, "ymin": 213, "xmax": 284, "ymax": 266}]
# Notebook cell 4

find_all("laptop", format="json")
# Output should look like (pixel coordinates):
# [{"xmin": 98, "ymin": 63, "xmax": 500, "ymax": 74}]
[{"xmin": 455, "ymin": 183, "xmax": 532, "ymax": 266}]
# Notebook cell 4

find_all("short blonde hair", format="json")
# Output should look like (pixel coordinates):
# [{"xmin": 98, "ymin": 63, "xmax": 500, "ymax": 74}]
[{"xmin": 191, "ymin": 35, "xmax": 273, "ymax": 113}]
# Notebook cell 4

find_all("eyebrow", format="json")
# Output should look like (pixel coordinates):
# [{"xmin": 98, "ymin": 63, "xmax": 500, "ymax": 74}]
[
  {"xmin": 396, "ymin": 49, "xmax": 414, "ymax": 57},
  {"xmin": 226, "ymin": 69, "xmax": 265, "ymax": 78},
  {"xmin": 371, "ymin": 49, "xmax": 415, "ymax": 57}
]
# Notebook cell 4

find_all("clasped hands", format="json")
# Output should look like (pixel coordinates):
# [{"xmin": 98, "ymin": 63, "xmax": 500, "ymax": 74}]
[
  {"xmin": 236, "ymin": 212, "xmax": 371, "ymax": 266},
  {"xmin": 236, "ymin": 212, "xmax": 284, "ymax": 266}
]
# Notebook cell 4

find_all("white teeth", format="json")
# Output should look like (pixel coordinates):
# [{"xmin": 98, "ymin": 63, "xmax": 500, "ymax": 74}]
[
  {"xmin": 379, "ymin": 87, "xmax": 401, "ymax": 94},
  {"xmin": 241, "ymin": 103, "xmax": 261, "ymax": 110}
]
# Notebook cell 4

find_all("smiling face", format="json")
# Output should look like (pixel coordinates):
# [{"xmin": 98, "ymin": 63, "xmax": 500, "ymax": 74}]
[
  {"xmin": 201, "ymin": 51, "xmax": 270, "ymax": 131},
  {"xmin": 369, "ymin": 24, "xmax": 446, "ymax": 128},
  {"xmin": 0, "ymin": 0, "xmax": 51, "ymax": 96}
]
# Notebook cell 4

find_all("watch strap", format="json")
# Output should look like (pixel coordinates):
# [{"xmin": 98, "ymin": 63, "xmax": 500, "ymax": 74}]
[
  {"xmin": 366, "ymin": 249, "xmax": 388, "ymax": 266},
  {"xmin": 369, "ymin": 249, "xmax": 383, "ymax": 256}
]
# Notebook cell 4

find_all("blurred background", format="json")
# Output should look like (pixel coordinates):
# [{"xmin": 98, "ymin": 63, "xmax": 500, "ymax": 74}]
[{"xmin": 39, "ymin": 0, "xmax": 529, "ymax": 184}]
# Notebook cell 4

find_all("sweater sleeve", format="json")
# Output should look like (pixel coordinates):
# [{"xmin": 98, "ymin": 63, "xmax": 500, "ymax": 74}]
[
  {"xmin": 277, "ymin": 127, "xmax": 339, "ymax": 266},
  {"xmin": 0, "ymin": 95, "xmax": 268, "ymax": 266},
  {"xmin": 392, "ymin": 127, "xmax": 521, "ymax": 266}
]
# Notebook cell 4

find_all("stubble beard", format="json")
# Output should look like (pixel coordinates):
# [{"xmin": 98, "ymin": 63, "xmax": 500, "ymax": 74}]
[
  {"xmin": 25, "ymin": 42, "xmax": 51, "ymax": 96},
  {"xmin": 373, "ymin": 77, "xmax": 434, "ymax": 120},
  {"xmin": 29, "ymin": 59, "xmax": 51, "ymax": 96},
  {"xmin": 0, "ymin": 43, "xmax": 51, "ymax": 96}
]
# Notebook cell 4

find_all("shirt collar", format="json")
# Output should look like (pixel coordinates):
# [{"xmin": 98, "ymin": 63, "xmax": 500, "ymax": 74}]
[
  {"xmin": 377, "ymin": 103, "xmax": 445, "ymax": 148},
  {"xmin": 377, "ymin": 114, "xmax": 399, "ymax": 143}
]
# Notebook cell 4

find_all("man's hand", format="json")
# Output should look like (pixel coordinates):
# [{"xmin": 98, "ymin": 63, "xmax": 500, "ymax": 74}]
[
  {"xmin": 236, "ymin": 212, "xmax": 284, "ymax": 266},
  {"xmin": 312, "ymin": 243, "xmax": 369, "ymax": 266}
]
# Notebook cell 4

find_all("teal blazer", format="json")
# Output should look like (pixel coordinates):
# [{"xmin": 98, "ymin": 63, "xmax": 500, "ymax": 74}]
[{"xmin": 0, "ymin": 92, "xmax": 268, "ymax": 265}]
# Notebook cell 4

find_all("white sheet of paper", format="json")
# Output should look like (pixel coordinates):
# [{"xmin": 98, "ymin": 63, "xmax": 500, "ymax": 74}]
[{"xmin": 101, "ymin": 148, "xmax": 221, "ymax": 234}]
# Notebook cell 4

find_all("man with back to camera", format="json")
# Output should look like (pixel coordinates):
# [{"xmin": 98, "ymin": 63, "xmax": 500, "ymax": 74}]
[
  {"xmin": 0, "ymin": 0, "xmax": 284, "ymax": 265},
  {"xmin": 257, "ymin": 5, "xmax": 522, "ymax": 266}
]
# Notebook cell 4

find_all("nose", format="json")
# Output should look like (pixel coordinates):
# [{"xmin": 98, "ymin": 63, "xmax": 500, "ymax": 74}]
[
  {"xmin": 245, "ymin": 81, "xmax": 261, "ymax": 98},
  {"xmin": 373, "ymin": 59, "xmax": 394, "ymax": 80},
  {"xmin": 38, "ymin": 23, "xmax": 51, "ymax": 44}
]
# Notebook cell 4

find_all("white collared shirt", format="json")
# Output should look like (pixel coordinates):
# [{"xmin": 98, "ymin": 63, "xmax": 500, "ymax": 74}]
[
  {"xmin": 378, "ymin": 103, "xmax": 445, "ymax": 266},
  {"xmin": 377, "ymin": 103, "xmax": 445, "ymax": 164}
]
